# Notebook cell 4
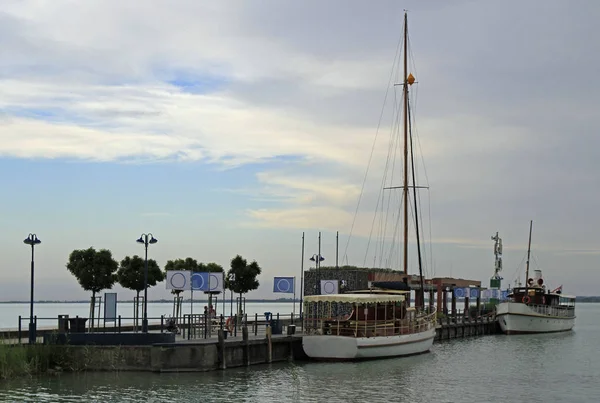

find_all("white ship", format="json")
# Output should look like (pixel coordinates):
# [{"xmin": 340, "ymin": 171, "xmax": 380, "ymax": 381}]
[
  {"xmin": 496, "ymin": 221, "xmax": 576, "ymax": 334},
  {"xmin": 302, "ymin": 289, "xmax": 436, "ymax": 360}
]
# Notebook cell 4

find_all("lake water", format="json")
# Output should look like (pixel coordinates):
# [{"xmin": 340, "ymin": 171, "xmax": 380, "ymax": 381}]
[{"xmin": 1, "ymin": 304, "xmax": 599, "ymax": 402}]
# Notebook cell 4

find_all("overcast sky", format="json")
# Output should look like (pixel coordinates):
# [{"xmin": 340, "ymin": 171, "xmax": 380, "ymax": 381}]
[{"xmin": 1, "ymin": 0, "xmax": 598, "ymax": 302}]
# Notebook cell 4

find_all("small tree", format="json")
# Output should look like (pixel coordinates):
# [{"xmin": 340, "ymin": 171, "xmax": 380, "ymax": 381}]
[
  {"xmin": 227, "ymin": 255, "xmax": 261, "ymax": 316},
  {"xmin": 117, "ymin": 255, "xmax": 164, "ymax": 300},
  {"xmin": 66, "ymin": 247, "xmax": 118, "ymax": 329}
]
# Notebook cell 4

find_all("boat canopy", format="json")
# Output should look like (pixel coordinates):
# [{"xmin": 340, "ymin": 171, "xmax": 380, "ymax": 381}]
[{"xmin": 304, "ymin": 293, "xmax": 405, "ymax": 304}]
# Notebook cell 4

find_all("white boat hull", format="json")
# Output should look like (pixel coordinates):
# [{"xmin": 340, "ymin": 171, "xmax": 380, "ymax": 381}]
[
  {"xmin": 302, "ymin": 327, "xmax": 436, "ymax": 360},
  {"xmin": 496, "ymin": 302, "xmax": 575, "ymax": 334}
]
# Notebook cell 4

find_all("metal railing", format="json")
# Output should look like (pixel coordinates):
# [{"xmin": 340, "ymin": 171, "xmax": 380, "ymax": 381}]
[
  {"xmin": 180, "ymin": 312, "xmax": 302, "ymax": 340},
  {"xmin": 6, "ymin": 312, "xmax": 304, "ymax": 344},
  {"xmin": 519, "ymin": 303, "xmax": 576, "ymax": 318}
]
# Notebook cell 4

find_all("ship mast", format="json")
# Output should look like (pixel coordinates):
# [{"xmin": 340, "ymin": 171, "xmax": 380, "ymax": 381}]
[
  {"xmin": 402, "ymin": 11, "xmax": 409, "ymax": 276},
  {"xmin": 525, "ymin": 220, "xmax": 533, "ymax": 290}
]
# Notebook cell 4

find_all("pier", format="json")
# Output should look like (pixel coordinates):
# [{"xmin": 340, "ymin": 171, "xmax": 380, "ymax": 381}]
[{"xmin": 1, "ymin": 311, "xmax": 501, "ymax": 373}]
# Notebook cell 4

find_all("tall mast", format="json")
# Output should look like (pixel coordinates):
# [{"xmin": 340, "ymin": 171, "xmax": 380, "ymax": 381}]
[
  {"xmin": 402, "ymin": 11, "xmax": 409, "ymax": 276},
  {"xmin": 525, "ymin": 220, "xmax": 533, "ymax": 289}
]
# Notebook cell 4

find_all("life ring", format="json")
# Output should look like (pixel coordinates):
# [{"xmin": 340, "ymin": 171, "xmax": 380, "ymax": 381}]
[
  {"xmin": 225, "ymin": 316, "xmax": 234, "ymax": 333},
  {"xmin": 522, "ymin": 295, "xmax": 531, "ymax": 304}
]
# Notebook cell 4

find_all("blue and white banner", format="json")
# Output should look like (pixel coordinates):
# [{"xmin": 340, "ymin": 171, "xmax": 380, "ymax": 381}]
[
  {"xmin": 191, "ymin": 272, "xmax": 224, "ymax": 292},
  {"xmin": 273, "ymin": 277, "xmax": 295, "ymax": 293},
  {"xmin": 454, "ymin": 287, "xmax": 466, "ymax": 298},
  {"xmin": 166, "ymin": 270, "xmax": 191, "ymax": 290},
  {"xmin": 469, "ymin": 288, "xmax": 480, "ymax": 299}
]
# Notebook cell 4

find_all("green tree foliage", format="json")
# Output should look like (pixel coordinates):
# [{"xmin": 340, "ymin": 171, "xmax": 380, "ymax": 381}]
[
  {"xmin": 66, "ymin": 247, "xmax": 118, "ymax": 329},
  {"xmin": 117, "ymin": 255, "xmax": 165, "ymax": 299},
  {"xmin": 66, "ymin": 247, "xmax": 118, "ymax": 298},
  {"xmin": 227, "ymin": 255, "xmax": 261, "ymax": 315},
  {"xmin": 203, "ymin": 262, "xmax": 224, "ymax": 273}
]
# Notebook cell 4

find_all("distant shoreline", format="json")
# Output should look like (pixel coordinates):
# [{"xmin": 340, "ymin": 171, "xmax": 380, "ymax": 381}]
[
  {"xmin": 0, "ymin": 299, "xmax": 300, "ymax": 304},
  {"xmin": 1, "ymin": 297, "xmax": 599, "ymax": 304}
]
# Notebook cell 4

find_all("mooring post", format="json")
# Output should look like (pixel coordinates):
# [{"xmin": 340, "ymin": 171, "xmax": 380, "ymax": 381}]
[
  {"xmin": 266, "ymin": 326, "xmax": 272, "ymax": 363},
  {"xmin": 243, "ymin": 326, "xmax": 250, "ymax": 366},
  {"xmin": 218, "ymin": 328, "xmax": 226, "ymax": 370}
]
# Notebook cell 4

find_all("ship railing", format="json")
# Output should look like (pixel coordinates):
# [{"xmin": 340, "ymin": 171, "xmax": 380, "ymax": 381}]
[
  {"xmin": 303, "ymin": 310, "xmax": 437, "ymax": 337},
  {"xmin": 526, "ymin": 303, "xmax": 575, "ymax": 318}
]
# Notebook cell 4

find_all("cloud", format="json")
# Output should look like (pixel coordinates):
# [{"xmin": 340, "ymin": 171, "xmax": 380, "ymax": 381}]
[{"xmin": 1, "ymin": 0, "xmax": 600, "ymax": 291}]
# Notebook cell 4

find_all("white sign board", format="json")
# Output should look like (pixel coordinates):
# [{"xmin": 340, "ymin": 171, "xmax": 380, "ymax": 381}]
[
  {"xmin": 104, "ymin": 292, "xmax": 117, "ymax": 323},
  {"xmin": 166, "ymin": 270, "xmax": 191, "ymax": 290},
  {"xmin": 320, "ymin": 279, "xmax": 339, "ymax": 295}
]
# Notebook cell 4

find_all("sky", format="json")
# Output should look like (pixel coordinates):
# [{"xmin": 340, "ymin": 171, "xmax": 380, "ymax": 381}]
[{"xmin": 1, "ymin": 0, "xmax": 599, "ymax": 302}]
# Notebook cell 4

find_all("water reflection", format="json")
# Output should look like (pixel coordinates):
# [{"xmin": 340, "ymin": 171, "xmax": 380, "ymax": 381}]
[{"xmin": 0, "ymin": 305, "xmax": 598, "ymax": 403}]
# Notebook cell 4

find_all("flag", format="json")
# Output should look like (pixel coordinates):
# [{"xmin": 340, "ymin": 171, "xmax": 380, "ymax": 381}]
[
  {"xmin": 273, "ymin": 277, "xmax": 295, "ymax": 293},
  {"xmin": 320, "ymin": 279, "xmax": 339, "ymax": 295},
  {"xmin": 191, "ymin": 272, "xmax": 209, "ymax": 291},
  {"xmin": 454, "ymin": 287, "xmax": 465, "ymax": 298},
  {"xmin": 190, "ymin": 272, "xmax": 225, "ymax": 292},
  {"xmin": 551, "ymin": 285, "xmax": 563, "ymax": 293},
  {"xmin": 166, "ymin": 270, "xmax": 191, "ymax": 290}
]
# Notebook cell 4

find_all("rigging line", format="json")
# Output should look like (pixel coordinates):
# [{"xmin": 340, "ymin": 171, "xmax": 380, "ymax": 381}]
[
  {"xmin": 509, "ymin": 254, "xmax": 527, "ymax": 285},
  {"xmin": 365, "ymin": 55, "xmax": 405, "ymax": 267},
  {"xmin": 408, "ymin": 90, "xmax": 424, "ymax": 301},
  {"xmin": 344, "ymin": 20, "xmax": 405, "ymax": 264},
  {"xmin": 379, "ymin": 86, "xmax": 404, "ymax": 268},
  {"xmin": 406, "ymin": 32, "xmax": 433, "ymax": 278},
  {"xmin": 364, "ymin": 97, "xmax": 401, "ymax": 267}
]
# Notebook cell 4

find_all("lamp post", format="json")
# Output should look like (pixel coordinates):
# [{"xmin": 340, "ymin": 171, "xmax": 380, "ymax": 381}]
[
  {"xmin": 228, "ymin": 273, "xmax": 235, "ymax": 317},
  {"xmin": 309, "ymin": 254, "xmax": 324, "ymax": 295},
  {"xmin": 23, "ymin": 234, "xmax": 41, "ymax": 344},
  {"xmin": 136, "ymin": 233, "xmax": 157, "ymax": 333}
]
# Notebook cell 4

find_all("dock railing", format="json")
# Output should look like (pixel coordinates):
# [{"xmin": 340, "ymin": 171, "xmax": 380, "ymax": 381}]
[{"xmin": 4, "ymin": 312, "xmax": 303, "ymax": 344}]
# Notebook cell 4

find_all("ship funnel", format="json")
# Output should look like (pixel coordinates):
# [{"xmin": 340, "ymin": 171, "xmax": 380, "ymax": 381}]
[{"xmin": 534, "ymin": 270, "xmax": 543, "ymax": 287}]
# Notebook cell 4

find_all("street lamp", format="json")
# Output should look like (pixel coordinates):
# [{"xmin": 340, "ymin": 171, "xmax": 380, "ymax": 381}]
[
  {"xmin": 136, "ymin": 233, "xmax": 157, "ymax": 333},
  {"xmin": 23, "ymin": 234, "xmax": 41, "ymax": 344},
  {"xmin": 228, "ymin": 273, "xmax": 235, "ymax": 317},
  {"xmin": 309, "ymin": 254, "xmax": 324, "ymax": 295}
]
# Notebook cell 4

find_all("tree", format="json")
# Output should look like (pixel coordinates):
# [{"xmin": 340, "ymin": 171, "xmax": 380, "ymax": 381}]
[
  {"xmin": 227, "ymin": 255, "xmax": 261, "ymax": 316},
  {"xmin": 66, "ymin": 247, "xmax": 118, "ymax": 330},
  {"xmin": 117, "ymin": 255, "xmax": 165, "ymax": 300}
]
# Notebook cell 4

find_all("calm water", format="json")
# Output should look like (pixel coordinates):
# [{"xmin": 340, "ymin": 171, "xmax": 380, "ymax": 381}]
[{"xmin": 1, "ymin": 304, "xmax": 599, "ymax": 402}]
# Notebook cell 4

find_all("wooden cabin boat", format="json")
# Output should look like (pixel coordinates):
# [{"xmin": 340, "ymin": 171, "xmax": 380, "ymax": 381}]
[{"xmin": 302, "ymin": 289, "xmax": 436, "ymax": 360}]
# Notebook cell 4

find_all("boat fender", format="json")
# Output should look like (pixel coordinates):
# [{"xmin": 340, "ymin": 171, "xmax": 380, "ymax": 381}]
[{"xmin": 522, "ymin": 295, "xmax": 531, "ymax": 304}]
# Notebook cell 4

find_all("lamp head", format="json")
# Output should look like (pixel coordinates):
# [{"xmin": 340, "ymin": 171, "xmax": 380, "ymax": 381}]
[
  {"xmin": 136, "ymin": 236, "xmax": 145, "ymax": 244},
  {"xmin": 149, "ymin": 235, "xmax": 158, "ymax": 244},
  {"xmin": 23, "ymin": 234, "xmax": 41, "ymax": 246}
]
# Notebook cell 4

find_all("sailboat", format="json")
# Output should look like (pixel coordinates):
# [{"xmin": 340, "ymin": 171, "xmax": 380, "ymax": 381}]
[
  {"xmin": 496, "ymin": 220, "xmax": 576, "ymax": 334},
  {"xmin": 302, "ymin": 11, "xmax": 437, "ymax": 360}
]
